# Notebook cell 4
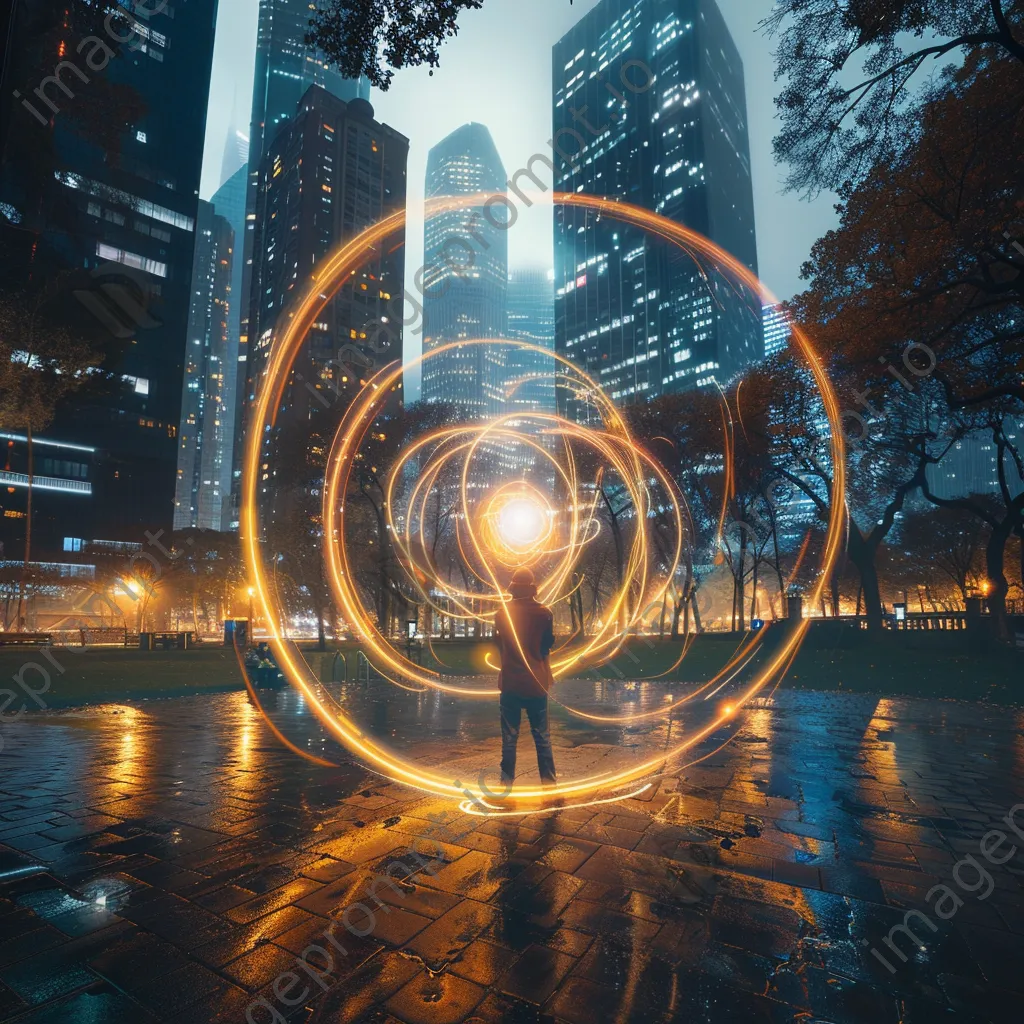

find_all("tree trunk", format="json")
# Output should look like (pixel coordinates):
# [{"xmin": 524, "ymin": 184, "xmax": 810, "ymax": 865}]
[
  {"xmin": 984, "ymin": 518, "xmax": 1013, "ymax": 639},
  {"xmin": 690, "ymin": 589, "xmax": 703, "ymax": 633},
  {"xmin": 848, "ymin": 529, "xmax": 883, "ymax": 630},
  {"xmin": 14, "ymin": 423, "xmax": 34, "ymax": 631},
  {"xmin": 736, "ymin": 529, "xmax": 747, "ymax": 632}
]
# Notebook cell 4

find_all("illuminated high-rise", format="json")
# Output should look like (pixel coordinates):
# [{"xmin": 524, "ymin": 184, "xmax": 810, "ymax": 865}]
[
  {"xmin": 552, "ymin": 0, "xmax": 760, "ymax": 416},
  {"xmin": 507, "ymin": 268, "xmax": 556, "ymax": 416},
  {"xmin": 763, "ymin": 302, "xmax": 791, "ymax": 358},
  {"xmin": 237, "ymin": 0, "xmax": 370, "ymax": 454},
  {"xmin": 421, "ymin": 123, "xmax": 509, "ymax": 417},
  {"xmin": 174, "ymin": 202, "xmax": 234, "ymax": 531},
  {"xmin": 247, "ymin": 88, "xmax": 407, "ymax": 518},
  {"xmin": 0, "ymin": 0, "xmax": 218, "ymax": 560}
]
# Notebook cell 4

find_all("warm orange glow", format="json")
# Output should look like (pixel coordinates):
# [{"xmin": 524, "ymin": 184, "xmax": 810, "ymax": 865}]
[{"xmin": 239, "ymin": 193, "xmax": 847, "ymax": 811}]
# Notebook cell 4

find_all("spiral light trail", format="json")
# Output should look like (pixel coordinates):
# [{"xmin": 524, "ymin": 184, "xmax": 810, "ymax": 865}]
[{"xmin": 240, "ymin": 193, "xmax": 847, "ymax": 812}]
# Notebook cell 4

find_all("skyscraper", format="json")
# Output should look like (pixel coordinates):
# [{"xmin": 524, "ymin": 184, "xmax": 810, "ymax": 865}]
[
  {"xmin": 507, "ymin": 268, "xmax": 556, "ymax": 416},
  {"xmin": 239, "ymin": 0, "xmax": 370, "ymax": 398},
  {"xmin": 552, "ymin": 0, "xmax": 760, "ymax": 416},
  {"xmin": 174, "ymin": 202, "xmax": 233, "ymax": 532},
  {"xmin": 0, "ymin": 0, "xmax": 219, "ymax": 559},
  {"xmin": 421, "ymin": 123, "xmax": 509, "ymax": 418},
  {"xmin": 246, "ymin": 86, "xmax": 407, "ymax": 528},
  {"xmin": 926, "ymin": 423, "xmax": 1024, "ymax": 500},
  {"xmin": 210, "ymin": 165, "xmax": 248, "ymax": 530},
  {"xmin": 763, "ymin": 302, "xmax": 791, "ymax": 358},
  {"xmin": 248, "ymin": 86, "xmax": 407, "ymax": 424}
]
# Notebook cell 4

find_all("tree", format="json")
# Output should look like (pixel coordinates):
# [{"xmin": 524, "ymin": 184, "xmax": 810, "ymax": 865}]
[
  {"xmin": 788, "ymin": 53, "xmax": 1023, "ymax": 416},
  {"xmin": 308, "ymin": 0, "xmax": 486, "ymax": 90},
  {"xmin": 897, "ymin": 503, "xmax": 989, "ymax": 606},
  {"xmin": 0, "ymin": 287, "xmax": 98, "ymax": 628},
  {"xmin": 783, "ymin": 47, "xmax": 1024, "ymax": 631},
  {"xmin": 626, "ymin": 388, "xmax": 787, "ymax": 635},
  {"xmin": 763, "ymin": 0, "xmax": 1024, "ymax": 195}
]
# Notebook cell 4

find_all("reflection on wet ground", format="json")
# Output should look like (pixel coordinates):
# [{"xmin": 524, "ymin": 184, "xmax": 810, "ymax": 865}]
[
  {"xmin": 322, "ymin": 676, "xmax": 716, "ymax": 788},
  {"xmin": 0, "ymin": 688, "xmax": 1022, "ymax": 1022}
]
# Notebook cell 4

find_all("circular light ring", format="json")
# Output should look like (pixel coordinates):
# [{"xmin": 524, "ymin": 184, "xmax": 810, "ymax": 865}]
[
  {"xmin": 329, "ymin": 392, "xmax": 685, "ymax": 690},
  {"xmin": 241, "ymin": 193, "xmax": 846, "ymax": 807}
]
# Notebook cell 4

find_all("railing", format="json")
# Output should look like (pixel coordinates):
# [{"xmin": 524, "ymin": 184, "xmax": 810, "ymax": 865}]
[
  {"xmin": 330, "ymin": 650, "xmax": 383, "ymax": 683},
  {"xmin": 45, "ymin": 628, "xmax": 136, "ymax": 647},
  {"xmin": 887, "ymin": 612, "xmax": 967, "ymax": 631}
]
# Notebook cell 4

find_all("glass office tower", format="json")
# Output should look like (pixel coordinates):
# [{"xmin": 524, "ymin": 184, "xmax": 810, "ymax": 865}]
[
  {"xmin": 552, "ymin": 0, "xmax": 760, "ymax": 418},
  {"xmin": 0, "ymin": 0, "xmax": 219, "ymax": 558},
  {"xmin": 421, "ymin": 123, "xmax": 509, "ymax": 418},
  {"xmin": 507, "ymin": 268, "xmax": 556, "ymax": 417},
  {"xmin": 174, "ymin": 201, "xmax": 234, "ymax": 532}
]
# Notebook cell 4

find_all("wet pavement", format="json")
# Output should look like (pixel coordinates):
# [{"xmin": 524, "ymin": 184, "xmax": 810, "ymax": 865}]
[{"xmin": 1, "ymin": 685, "xmax": 1023, "ymax": 1023}]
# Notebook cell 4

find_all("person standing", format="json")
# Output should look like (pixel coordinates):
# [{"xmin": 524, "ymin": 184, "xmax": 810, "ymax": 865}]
[{"xmin": 493, "ymin": 567, "xmax": 556, "ymax": 786}]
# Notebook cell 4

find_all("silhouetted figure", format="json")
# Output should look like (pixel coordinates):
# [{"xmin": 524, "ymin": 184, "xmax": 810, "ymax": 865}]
[{"xmin": 494, "ymin": 567, "xmax": 556, "ymax": 786}]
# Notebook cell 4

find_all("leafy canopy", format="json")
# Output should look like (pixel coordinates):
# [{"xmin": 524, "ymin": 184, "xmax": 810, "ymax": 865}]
[
  {"xmin": 762, "ymin": 0, "xmax": 1024, "ymax": 195},
  {"xmin": 308, "ymin": 0, "xmax": 487, "ymax": 90}
]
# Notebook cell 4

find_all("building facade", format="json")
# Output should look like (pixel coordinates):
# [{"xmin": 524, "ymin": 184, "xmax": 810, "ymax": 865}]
[
  {"xmin": 0, "ymin": 0, "xmax": 219, "ymax": 559},
  {"xmin": 927, "ymin": 422, "xmax": 1024, "ymax": 500},
  {"xmin": 421, "ymin": 123, "xmax": 509, "ymax": 418},
  {"xmin": 239, "ymin": 0, "xmax": 370, "ymax": 414},
  {"xmin": 762, "ymin": 302, "xmax": 791, "ymax": 358},
  {"xmin": 247, "ymin": 86, "xmax": 407, "ymax": 491},
  {"xmin": 173, "ymin": 201, "xmax": 233, "ymax": 532},
  {"xmin": 209, "ymin": 165, "xmax": 247, "ymax": 529},
  {"xmin": 507, "ymin": 268, "xmax": 556, "ymax": 416},
  {"xmin": 552, "ymin": 0, "xmax": 760, "ymax": 417}
]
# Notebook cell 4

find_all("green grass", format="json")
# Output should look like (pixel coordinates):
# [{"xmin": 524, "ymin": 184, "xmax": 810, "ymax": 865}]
[
  {"xmin": 2, "ymin": 630, "xmax": 1019, "ymax": 710},
  {"xmin": 0, "ymin": 646, "xmax": 246, "ymax": 709}
]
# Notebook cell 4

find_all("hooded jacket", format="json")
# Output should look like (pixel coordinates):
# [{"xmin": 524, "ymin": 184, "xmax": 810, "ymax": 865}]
[{"xmin": 494, "ymin": 596, "xmax": 555, "ymax": 698}]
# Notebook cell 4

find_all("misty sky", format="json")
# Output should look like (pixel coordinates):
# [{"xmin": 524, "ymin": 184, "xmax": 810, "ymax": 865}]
[{"xmin": 200, "ymin": 0, "xmax": 841, "ymax": 397}]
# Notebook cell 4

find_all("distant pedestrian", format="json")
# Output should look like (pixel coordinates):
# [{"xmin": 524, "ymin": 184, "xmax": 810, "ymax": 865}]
[{"xmin": 493, "ymin": 567, "xmax": 557, "ymax": 787}]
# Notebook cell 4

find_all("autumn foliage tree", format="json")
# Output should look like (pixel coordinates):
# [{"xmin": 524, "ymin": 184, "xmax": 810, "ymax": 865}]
[{"xmin": 784, "ymin": 45, "xmax": 1023, "ymax": 631}]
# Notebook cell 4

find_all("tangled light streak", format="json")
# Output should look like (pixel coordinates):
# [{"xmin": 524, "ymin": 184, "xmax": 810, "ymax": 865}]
[{"xmin": 241, "ymin": 193, "xmax": 847, "ymax": 812}]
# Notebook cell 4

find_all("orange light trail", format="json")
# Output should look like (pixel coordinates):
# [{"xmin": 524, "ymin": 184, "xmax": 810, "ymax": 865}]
[{"xmin": 239, "ymin": 193, "xmax": 847, "ymax": 811}]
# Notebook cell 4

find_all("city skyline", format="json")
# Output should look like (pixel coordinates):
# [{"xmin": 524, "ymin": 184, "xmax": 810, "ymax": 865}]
[{"xmin": 201, "ymin": 0, "xmax": 843, "ymax": 401}]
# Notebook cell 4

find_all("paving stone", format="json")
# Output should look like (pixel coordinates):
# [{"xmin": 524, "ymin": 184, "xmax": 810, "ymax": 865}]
[
  {"xmin": 386, "ymin": 969, "xmax": 486, "ymax": 1024},
  {"xmin": 497, "ymin": 942, "xmax": 575, "ymax": 1003},
  {"xmin": 0, "ymin": 688, "xmax": 1020, "ymax": 1023}
]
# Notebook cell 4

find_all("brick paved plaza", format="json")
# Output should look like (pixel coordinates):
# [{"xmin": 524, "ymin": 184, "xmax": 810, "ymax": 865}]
[{"xmin": 1, "ymin": 686, "xmax": 1022, "ymax": 1023}]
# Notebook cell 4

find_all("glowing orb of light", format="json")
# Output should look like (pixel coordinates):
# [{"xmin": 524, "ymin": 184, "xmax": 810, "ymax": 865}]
[{"xmin": 498, "ymin": 497, "xmax": 546, "ymax": 550}]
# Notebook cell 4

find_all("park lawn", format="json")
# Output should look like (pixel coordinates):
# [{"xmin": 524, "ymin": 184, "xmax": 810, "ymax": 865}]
[
  {"xmin": 0, "ymin": 646, "xmax": 247, "ymax": 709},
  {"xmin": 2, "ymin": 632, "xmax": 1019, "ymax": 709},
  {"xmin": 784, "ymin": 644, "xmax": 1021, "ymax": 704}
]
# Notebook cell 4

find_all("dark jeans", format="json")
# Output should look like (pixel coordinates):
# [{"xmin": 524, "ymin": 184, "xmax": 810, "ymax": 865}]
[{"xmin": 500, "ymin": 693, "xmax": 556, "ymax": 785}]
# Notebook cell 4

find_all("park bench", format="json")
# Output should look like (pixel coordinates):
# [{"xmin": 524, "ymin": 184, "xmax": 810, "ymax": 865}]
[
  {"xmin": 139, "ymin": 631, "xmax": 193, "ymax": 651},
  {"xmin": 0, "ymin": 633, "xmax": 53, "ymax": 647}
]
